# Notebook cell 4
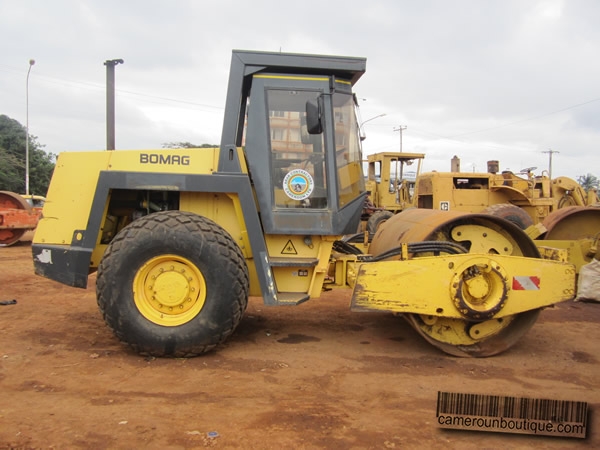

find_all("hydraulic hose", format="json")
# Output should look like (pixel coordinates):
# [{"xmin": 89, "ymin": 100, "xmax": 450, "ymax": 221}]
[{"xmin": 333, "ymin": 237, "xmax": 468, "ymax": 261}]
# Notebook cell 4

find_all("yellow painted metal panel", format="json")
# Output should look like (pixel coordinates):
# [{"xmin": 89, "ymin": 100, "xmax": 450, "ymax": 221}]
[
  {"xmin": 34, "ymin": 148, "xmax": 243, "ymax": 247},
  {"xmin": 104, "ymin": 148, "xmax": 219, "ymax": 174},
  {"xmin": 538, "ymin": 239, "xmax": 593, "ymax": 274},
  {"xmin": 34, "ymin": 152, "xmax": 112, "ymax": 245},
  {"xmin": 351, "ymin": 254, "xmax": 576, "ymax": 318},
  {"xmin": 264, "ymin": 235, "xmax": 336, "ymax": 297}
]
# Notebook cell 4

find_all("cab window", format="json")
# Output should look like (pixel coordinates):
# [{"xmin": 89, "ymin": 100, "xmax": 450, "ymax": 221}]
[{"xmin": 267, "ymin": 89, "xmax": 327, "ymax": 209}]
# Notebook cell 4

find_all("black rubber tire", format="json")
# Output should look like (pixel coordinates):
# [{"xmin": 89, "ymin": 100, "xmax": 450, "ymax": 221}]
[
  {"xmin": 96, "ymin": 211, "xmax": 249, "ymax": 357},
  {"xmin": 366, "ymin": 210, "xmax": 394, "ymax": 235},
  {"xmin": 483, "ymin": 203, "xmax": 534, "ymax": 230}
]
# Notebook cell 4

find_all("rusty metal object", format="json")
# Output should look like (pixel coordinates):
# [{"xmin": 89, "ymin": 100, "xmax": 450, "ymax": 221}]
[
  {"xmin": 542, "ymin": 205, "xmax": 600, "ymax": 241},
  {"xmin": 0, "ymin": 191, "xmax": 41, "ymax": 246},
  {"xmin": 369, "ymin": 208, "xmax": 539, "ymax": 258}
]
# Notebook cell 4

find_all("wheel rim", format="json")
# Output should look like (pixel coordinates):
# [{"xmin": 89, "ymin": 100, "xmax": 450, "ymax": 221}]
[
  {"xmin": 407, "ymin": 314, "xmax": 515, "ymax": 347},
  {"xmin": 133, "ymin": 254, "xmax": 207, "ymax": 326},
  {"xmin": 404, "ymin": 310, "xmax": 540, "ymax": 357},
  {"xmin": 0, "ymin": 229, "xmax": 26, "ymax": 246}
]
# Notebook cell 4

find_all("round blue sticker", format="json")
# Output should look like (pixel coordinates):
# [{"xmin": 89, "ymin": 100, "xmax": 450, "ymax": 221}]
[{"xmin": 283, "ymin": 169, "xmax": 314, "ymax": 200}]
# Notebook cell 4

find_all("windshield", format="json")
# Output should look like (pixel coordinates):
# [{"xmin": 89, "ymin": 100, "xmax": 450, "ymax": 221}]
[{"xmin": 333, "ymin": 92, "xmax": 365, "ymax": 207}]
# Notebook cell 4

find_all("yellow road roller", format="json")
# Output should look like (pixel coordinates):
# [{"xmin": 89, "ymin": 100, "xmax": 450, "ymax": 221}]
[{"xmin": 32, "ymin": 50, "xmax": 576, "ymax": 358}]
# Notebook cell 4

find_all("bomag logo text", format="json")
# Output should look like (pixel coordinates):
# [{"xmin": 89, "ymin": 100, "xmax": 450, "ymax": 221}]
[{"xmin": 140, "ymin": 154, "xmax": 190, "ymax": 165}]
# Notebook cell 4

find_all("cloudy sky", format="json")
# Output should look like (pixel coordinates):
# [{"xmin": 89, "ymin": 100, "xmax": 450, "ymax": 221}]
[{"xmin": 1, "ymin": 0, "xmax": 599, "ymax": 179}]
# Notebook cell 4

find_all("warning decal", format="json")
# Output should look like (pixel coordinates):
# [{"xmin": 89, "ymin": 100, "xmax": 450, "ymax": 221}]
[
  {"xmin": 281, "ymin": 240, "xmax": 298, "ymax": 255},
  {"xmin": 512, "ymin": 276, "xmax": 540, "ymax": 291}
]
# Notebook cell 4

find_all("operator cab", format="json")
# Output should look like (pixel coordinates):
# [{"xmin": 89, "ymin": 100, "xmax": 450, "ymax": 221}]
[{"xmin": 218, "ymin": 50, "xmax": 367, "ymax": 235}]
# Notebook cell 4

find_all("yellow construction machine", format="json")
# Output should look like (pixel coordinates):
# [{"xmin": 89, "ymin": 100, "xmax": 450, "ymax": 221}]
[
  {"xmin": 415, "ymin": 162, "xmax": 598, "ymax": 224},
  {"xmin": 360, "ymin": 152, "xmax": 599, "ymax": 273},
  {"xmin": 414, "ymin": 161, "xmax": 600, "ymax": 273},
  {"xmin": 362, "ymin": 151, "xmax": 424, "ymax": 234},
  {"xmin": 33, "ymin": 50, "xmax": 577, "ymax": 358}
]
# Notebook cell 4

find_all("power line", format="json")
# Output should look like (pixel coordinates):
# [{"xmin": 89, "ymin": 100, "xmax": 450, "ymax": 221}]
[
  {"xmin": 0, "ymin": 64, "xmax": 224, "ymax": 111},
  {"xmin": 377, "ymin": 94, "xmax": 600, "ymax": 144},
  {"xmin": 445, "ymin": 97, "xmax": 600, "ymax": 139}
]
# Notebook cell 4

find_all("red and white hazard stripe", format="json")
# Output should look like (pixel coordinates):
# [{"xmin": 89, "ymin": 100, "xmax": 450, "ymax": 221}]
[{"xmin": 512, "ymin": 276, "xmax": 541, "ymax": 290}]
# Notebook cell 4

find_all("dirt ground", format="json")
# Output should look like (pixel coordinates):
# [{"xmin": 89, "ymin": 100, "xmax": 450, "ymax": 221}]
[{"xmin": 1, "ymin": 243, "xmax": 599, "ymax": 449}]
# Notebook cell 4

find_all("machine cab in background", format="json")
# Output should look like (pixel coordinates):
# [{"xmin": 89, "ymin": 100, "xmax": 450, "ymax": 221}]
[{"xmin": 242, "ymin": 73, "xmax": 366, "ymax": 235}]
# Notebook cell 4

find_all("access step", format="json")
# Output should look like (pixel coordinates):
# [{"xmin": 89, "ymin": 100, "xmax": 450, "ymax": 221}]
[
  {"xmin": 265, "ymin": 257, "xmax": 318, "ymax": 306},
  {"xmin": 269, "ymin": 257, "xmax": 319, "ymax": 268},
  {"xmin": 275, "ymin": 292, "xmax": 311, "ymax": 305}
]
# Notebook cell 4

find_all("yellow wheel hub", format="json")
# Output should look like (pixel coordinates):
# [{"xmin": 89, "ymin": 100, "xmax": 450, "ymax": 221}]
[
  {"xmin": 133, "ymin": 254, "xmax": 207, "ymax": 326},
  {"xmin": 450, "ymin": 257, "xmax": 508, "ymax": 320}
]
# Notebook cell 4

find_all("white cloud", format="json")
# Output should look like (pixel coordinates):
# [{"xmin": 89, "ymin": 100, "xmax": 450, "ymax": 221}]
[{"xmin": 0, "ymin": 0, "xmax": 598, "ymax": 179}]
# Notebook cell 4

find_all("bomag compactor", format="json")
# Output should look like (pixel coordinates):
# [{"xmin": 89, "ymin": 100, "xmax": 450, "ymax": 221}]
[{"xmin": 33, "ymin": 50, "xmax": 577, "ymax": 358}]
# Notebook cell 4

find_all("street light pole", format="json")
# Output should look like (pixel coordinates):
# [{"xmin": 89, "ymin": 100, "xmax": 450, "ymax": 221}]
[
  {"xmin": 25, "ymin": 59, "xmax": 35, "ymax": 196},
  {"xmin": 359, "ymin": 113, "xmax": 386, "ymax": 140},
  {"xmin": 393, "ymin": 125, "xmax": 407, "ymax": 152}
]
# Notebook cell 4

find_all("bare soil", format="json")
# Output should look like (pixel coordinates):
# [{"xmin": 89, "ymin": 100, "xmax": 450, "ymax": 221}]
[{"xmin": 1, "ymin": 244, "xmax": 599, "ymax": 449}]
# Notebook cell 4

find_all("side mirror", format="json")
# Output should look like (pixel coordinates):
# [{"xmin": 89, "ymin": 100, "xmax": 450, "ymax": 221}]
[{"xmin": 305, "ymin": 98, "xmax": 323, "ymax": 134}]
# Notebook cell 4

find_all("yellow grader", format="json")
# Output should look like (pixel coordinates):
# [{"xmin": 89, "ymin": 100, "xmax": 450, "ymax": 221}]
[
  {"xmin": 0, "ymin": 191, "xmax": 44, "ymax": 246},
  {"xmin": 33, "ymin": 50, "xmax": 577, "ymax": 358},
  {"xmin": 362, "ymin": 151, "xmax": 425, "ymax": 234}
]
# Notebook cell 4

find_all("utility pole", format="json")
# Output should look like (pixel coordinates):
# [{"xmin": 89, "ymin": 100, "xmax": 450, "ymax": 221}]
[
  {"xmin": 104, "ymin": 59, "xmax": 124, "ymax": 150},
  {"xmin": 392, "ymin": 125, "xmax": 407, "ymax": 182},
  {"xmin": 393, "ymin": 125, "xmax": 407, "ymax": 152},
  {"xmin": 542, "ymin": 149, "xmax": 559, "ymax": 178}
]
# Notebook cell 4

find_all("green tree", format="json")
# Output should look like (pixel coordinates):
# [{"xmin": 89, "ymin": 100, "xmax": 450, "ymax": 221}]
[
  {"xmin": 0, "ymin": 114, "xmax": 55, "ymax": 195},
  {"xmin": 577, "ymin": 173, "xmax": 599, "ymax": 192},
  {"xmin": 0, "ymin": 148, "xmax": 23, "ymax": 191}
]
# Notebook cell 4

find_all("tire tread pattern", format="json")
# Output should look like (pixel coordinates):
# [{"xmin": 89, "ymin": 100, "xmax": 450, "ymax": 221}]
[
  {"xmin": 483, "ymin": 203, "xmax": 534, "ymax": 230},
  {"xmin": 96, "ymin": 211, "xmax": 249, "ymax": 357}
]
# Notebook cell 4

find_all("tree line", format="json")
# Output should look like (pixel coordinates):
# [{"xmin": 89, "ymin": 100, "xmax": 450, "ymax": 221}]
[{"xmin": 0, "ymin": 114, "xmax": 55, "ymax": 196}]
